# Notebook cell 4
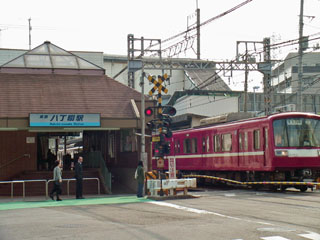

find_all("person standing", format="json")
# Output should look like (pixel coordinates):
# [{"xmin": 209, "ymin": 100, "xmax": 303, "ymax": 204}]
[
  {"xmin": 50, "ymin": 160, "xmax": 62, "ymax": 201},
  {"xmin": 75, "ymin": 156, "xmax": 84, "ymax": 199},
  {"xmin": 135, "ymin": 161, "xmax": 145, "ymax": 198}
]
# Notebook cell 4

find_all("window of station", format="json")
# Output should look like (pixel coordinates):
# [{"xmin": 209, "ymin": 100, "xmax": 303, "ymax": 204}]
[
  {"xmin": 120, "ymin": 129, "xmax": 135, "ymax": 152},
  {"xmin": 254, "ymin": 129, "xmax": 260, "ymax": 150},
  {"xmin": 222, "ymin": 133, "xmax": 232, "ymax": 152}
]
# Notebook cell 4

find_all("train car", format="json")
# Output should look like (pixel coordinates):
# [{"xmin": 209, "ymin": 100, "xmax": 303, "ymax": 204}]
[{"xmin": 152, "ymin": 112, "xmax": 320, "ymax": 191}]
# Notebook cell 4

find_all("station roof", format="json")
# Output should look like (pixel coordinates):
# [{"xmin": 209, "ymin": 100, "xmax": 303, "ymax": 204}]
[
  {"xmin": 0, "ymin": 41, "xmax": 105, "ymax": 75},
  {"xmin": 0, "ymin": 73, "xmax": 143, "ymax": 119},
  {"xmin": 0, "ymin": 41, "xmax": 147, "ymax": 121}
]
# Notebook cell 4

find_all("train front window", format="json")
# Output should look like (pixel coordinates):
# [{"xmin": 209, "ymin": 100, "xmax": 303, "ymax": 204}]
[{"xmin": 273, "ymin": 118, "xmax": 320, "ymax": 147}]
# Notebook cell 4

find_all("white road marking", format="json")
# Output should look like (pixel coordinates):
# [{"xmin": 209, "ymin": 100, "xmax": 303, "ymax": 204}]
[
  {"xmin": 149, "ymin": 201, "xmax": 273, "ymax": 226},
  {"xmin": 299, "ymin": 231, "xmax": 320, "ymax": 240},
  {"xmin": 225, "ymin": 193, "xmax": 236, "ymax": 197},
  {"xmin": 260, "ymin": 237, "xmax": 290, "ymax": 240}
]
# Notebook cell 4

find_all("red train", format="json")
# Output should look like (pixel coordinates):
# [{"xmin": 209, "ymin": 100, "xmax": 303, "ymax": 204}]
[{"xmin": 152, "ymin": 112, "xmax": 320, "ymax": 191}]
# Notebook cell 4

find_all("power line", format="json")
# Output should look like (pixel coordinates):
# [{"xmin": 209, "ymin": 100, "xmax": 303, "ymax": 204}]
[{"xmin": 146, "ymin": 0, "xmax": 255, "ymax": 54}]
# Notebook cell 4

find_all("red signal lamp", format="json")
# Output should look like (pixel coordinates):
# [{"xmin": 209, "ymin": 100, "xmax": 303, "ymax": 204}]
[{"xmin": 145, "ymin": 107, "xmax": 153, "ymax": 116}]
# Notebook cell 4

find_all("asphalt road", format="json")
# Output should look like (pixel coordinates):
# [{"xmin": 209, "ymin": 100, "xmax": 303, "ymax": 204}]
[{"xmin": 0, "ymin": 189, "xmax": 319, "ymax": 240}]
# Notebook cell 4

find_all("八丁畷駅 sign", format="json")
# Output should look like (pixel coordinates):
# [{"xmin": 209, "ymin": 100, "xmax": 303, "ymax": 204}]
[{"xmin": 29, "ymin": 113, "xmax": 100, "ymax": 127}]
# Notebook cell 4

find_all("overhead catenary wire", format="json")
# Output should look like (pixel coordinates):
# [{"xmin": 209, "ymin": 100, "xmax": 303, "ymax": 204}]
[{"xmin": 145, "ymin": 0, "xmax": 255, "ymax": 53}]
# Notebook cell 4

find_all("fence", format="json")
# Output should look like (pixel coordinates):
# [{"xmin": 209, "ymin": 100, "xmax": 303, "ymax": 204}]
[{"xmin": 0, "ymin": 178, "xmax": 100, "ymax": 201}]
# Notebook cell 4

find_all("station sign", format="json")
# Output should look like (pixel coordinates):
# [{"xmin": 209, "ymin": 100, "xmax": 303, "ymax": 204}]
[{"xmin": 29, "ymin": 113, "xmax": 100, "ymax": 127}]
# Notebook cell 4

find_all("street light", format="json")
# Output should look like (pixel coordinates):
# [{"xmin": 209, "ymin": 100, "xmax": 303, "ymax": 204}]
[{"xmin": 253, "ymin": 86, "xmax": 260, "ymax": 114}]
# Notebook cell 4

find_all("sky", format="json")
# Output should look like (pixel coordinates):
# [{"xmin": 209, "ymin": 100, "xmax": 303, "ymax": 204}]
[{"xmin": 1, "ymin": 0, "xmax": 320, "ymax": 90}]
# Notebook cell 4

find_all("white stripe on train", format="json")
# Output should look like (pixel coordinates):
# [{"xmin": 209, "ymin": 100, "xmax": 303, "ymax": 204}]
[{"xmin": 152, "ymin": 149, "xmax": 319, "ymax": 159}]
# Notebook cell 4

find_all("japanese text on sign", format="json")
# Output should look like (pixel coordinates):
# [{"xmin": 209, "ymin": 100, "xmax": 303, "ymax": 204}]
[{"xmin": 29, "ymin": 113, "xmax": 100, "ymax": 127}]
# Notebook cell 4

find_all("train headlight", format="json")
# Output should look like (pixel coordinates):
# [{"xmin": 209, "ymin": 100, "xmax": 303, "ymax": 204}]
[{"xmin": 275, "ymin": 150, "xmax": 288, "ymax": 157}]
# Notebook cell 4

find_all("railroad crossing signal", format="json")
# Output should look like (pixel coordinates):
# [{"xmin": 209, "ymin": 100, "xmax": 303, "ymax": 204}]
[
  {"xmin": 148, "ymin": 74, "xmax": 169, "ymax": 114},
  {"xmin": 146, "ymin": 73, "xmax": 175, "ymax": 166},
  {"xmin": 148, "ymin": 74, "xmax": 169, "ymax": 96}
]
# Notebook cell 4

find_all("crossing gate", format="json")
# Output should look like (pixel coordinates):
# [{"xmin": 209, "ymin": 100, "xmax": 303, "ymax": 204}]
[
  {"xmin": 183, "ymin": 174, "xmax": 320, "ymax": 188},
  {"xmin": 146, "ymin": 170, "xmax": 159, "ymax": 180}
]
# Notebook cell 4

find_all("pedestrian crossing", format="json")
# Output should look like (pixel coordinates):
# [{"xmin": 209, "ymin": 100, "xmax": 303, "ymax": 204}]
[
  {"xmin": 260, "ymin": 231, "xmax": 320, "ymax": 240},
  {"xmin": 233, "ymin": 231, "xmax": 320, "ymax": 240}
]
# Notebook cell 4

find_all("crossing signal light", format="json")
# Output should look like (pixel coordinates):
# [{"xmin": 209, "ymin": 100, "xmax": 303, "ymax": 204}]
[
  {"xmin": 163, "ymin": 106, "xmax": 176, "ymax": 116},
  {"xmin": 163, "ymin": 142, "xmax": 171, "ymax": 155},
  {"xmin": 146, "ymin": 121, "xmax": 155, "ymax": 130},
  {"xmin": 154, "ymin": 142, "xmax": 163, "ymax": 157},
  {"xmin": 145, "ymin": 107, "xmax": 153, "ymax": 116}
]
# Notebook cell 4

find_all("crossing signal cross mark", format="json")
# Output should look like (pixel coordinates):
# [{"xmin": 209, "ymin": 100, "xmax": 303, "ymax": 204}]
[{"xmin": 148, "ymin": 75, "xmax": 168, "ymax": 96}]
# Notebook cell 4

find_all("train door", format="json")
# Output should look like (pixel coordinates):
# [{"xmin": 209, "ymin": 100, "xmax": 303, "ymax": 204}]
[
  {"xmin": 263, "ymin": 127, "xmax": 269, "ymax": 166},
  {"xmin": 201, "ymin": 133, "xmax": 210, "ymax": 156},
  {"xmin": 201, "ymin": 133, "xmax": 211, "ymax": 169},
  {"xmin": 174, "ymin": 137, "xmax": 181, "ymax": 157},
  {"xmin": 238, "ymin": 129, "xmax": 248, "ymax": 168}
]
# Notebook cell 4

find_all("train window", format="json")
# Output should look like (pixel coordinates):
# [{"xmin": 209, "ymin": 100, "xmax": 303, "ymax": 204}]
[
  {"xmin": 239, "ymin": 132, "xmax": 243, "ymax": 151},
  {"xmin": 192, "ymin": 138, "xmax": 198, "ymax": 153},
  {"xmin": 207, "ymin": 136, "xmax": 210, "ymax": 152},
  {"xmin": 214, "ymin": 135, "xmax": 221, "ymax": 152},
  {"xmin": 264, "ymin": 128, "xmax": 268, "ymax": 148},
  {"xmin": 254, "ymin": 130, "xmax": 260, "ymax": 150},
  {"xmin": 175, "ymin": 140, "xmax": 180, "ymax": 154},
  {"xmin": 202, "ymin": 137, "xmax": 206, "ymax": 153},
  {"xmin": 183, "ymin": 139, "xmax": 191, "ymax": 153},
  {"xmin": 244, "ymin": 132, "xmax": 248, "ymax": 150},
  {"xmin": 222, "ymin": 133, "xmax": 232, "ymax": 152}
]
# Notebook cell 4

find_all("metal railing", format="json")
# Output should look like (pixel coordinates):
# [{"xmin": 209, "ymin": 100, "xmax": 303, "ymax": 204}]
[
  {"xmin": 0, "ymin": 178, "xmax": 100, "ymax": 201},
  {"xmin": 47, "ymin": 177, "xmax": 100, "ymax": 198},
  {"xmin": 0, "ymin": 179, "xmax": 47, "ymax": 200}
]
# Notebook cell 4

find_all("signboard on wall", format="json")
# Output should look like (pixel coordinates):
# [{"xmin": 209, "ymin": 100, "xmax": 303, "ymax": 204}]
[
  {"xmin": 29, "ymin": 113, "xmax": 100, "ymax": 127},
  {"xmin": 26, "ymin": 137, "xmax": 35, "ymax": 143}
]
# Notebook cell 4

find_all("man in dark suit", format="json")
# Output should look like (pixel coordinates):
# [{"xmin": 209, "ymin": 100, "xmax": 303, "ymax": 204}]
[{"xmin": 75, "ymin": 156, "xmax": 84, "ymax": 199}]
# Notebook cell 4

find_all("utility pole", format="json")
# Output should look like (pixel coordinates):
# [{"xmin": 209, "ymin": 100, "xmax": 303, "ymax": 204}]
[
  {"xmin": 244, "ymin": 42, "xmax": 249, "ymax": 112},
  {"xmin": 263, "ymin": 37, "xmax": 272, "ymax": 115},
  {"xmin": 127, "ymin": 34, "xmax": 135, "ymax": 88},
  {"xmin": 297, "ymin": 0, "xmax": 304, "ymax": 112},
  {"xmin": 196, "ymin": 0, "xmax": 200, "ymax": 60},
  {"xmin": 140, "ymin": 37, "xmax": 147, "ymax": 170},
  {"xmin": 28, "ymin": 18, "xmax": 32, "ymax": 50}
]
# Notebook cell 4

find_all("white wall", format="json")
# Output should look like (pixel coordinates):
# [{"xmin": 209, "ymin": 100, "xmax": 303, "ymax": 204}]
[
  {"xmin": 174, "ymin": 95, "xmax": 239, "ymax": 117},
  {"xmin": 103, "ymin": 56, "xmax": 188, "ymax": 95}
]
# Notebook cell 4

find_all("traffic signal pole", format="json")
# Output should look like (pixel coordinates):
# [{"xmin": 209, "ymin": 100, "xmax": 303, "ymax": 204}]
[
  {"xmin": 140, "ymin": 38, "xmax": 148, "ymax": 171},
  {"xmin": 141, "ymin": 70, "xmax": 148, "ymax": 170}
]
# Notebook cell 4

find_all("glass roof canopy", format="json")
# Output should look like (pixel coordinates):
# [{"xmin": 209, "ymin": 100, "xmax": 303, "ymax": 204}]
[{"xmin": 1, "ymin": 41, "xmax": 104, "ymax": 71}]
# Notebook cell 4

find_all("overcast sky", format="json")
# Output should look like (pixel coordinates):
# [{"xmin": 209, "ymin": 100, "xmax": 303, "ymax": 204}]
[{"xmin": 1, "ymin": 0, "xmax": 320, "ymax": 90}]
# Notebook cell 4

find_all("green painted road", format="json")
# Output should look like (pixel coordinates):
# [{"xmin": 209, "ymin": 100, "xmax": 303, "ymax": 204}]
[{"xmin": 0, "ymin": 196, "xmax": 151, "ymax": 211}]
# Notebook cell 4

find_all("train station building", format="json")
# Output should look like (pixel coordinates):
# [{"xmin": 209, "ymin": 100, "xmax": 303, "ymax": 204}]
[{"xmin": 0, "ymin": 41, "xmax": 154, "ymax": 194}]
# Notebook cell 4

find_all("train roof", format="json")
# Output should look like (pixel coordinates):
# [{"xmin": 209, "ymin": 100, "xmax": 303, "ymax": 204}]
[{"xmin": 172, "ymin": 112, "xmax": 320, "ymax": 134}]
